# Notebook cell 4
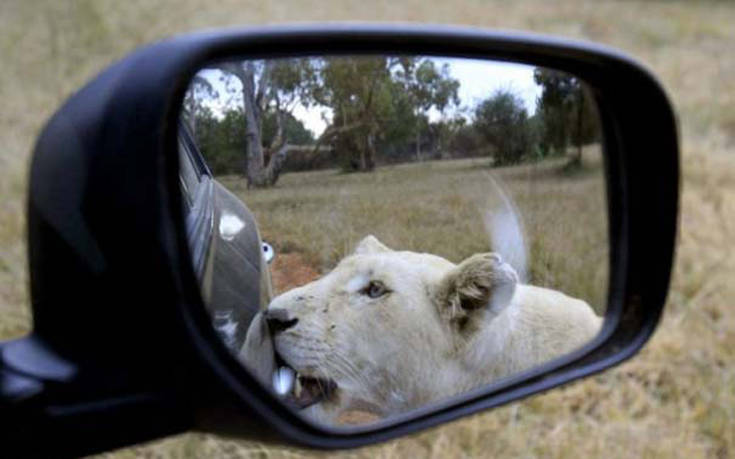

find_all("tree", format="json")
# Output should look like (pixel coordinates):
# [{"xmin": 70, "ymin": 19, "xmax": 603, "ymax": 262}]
[
  {"xmin": 310, "ymin": 56, "xmax": 460, "ymax": 171},
  {"xmin": 191, "ymin": 107, "xmax": 315, "ymax": 176},
  {"xmin": 566, "ymin": 84, "xmax": 600, "ymax": 168},
  {"xmin": 429, "ymin": 115, "xmax": 468, "ymax": 159},
  {"xmin": 309, "ymin": 56, "xmax": 395, "ymax": 171},
  {"xmin": 394, "ymin": 58, "xmax": 460, "ymax": 161},
  {"xmin": 202, "ymin": 56, "xmax": 463, "ymax": 178},
  {"xmin": 262, "ymin": 111, "xmax": 315, "ymax": 147},
  {"xmin": 474, "ymin": 89, "xmax": 533, "ymax": 166},
  {"xmin": 194, "ymin": 108, "xmax": 246, "ymax": 175},
  {"xmin": 182, "ymin": 75, "xmax": 217, "ymax": 139},
  {"xmin": 217, "ymin": 59, "xmax": 317, "ymax": 187},
  {"xmin": 534, "ymin": 69, "xmax": 600, "ymax": 168}
]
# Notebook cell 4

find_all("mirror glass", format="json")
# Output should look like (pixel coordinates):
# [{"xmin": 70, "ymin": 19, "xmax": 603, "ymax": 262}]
[{"xmin": 179, "ymin": 54, "xmax": 607, "ymax": 428}]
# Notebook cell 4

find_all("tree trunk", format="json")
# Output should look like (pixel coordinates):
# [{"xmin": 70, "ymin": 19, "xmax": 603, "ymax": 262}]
[
  {"xmin": 365, "ymin": 132, "xmax": 376, "ymax": 171},
  {"xmin": 257, "ymin": 107, "xmax": 290, "ymax": 186},
  {"xmin": 359, "ymin": 148, "xmax": 367, "ymax": 171},
  {"xmin": 231, "ymin": 63, "xmax": 265, "ymax": 187},
  {"xmin": 415, "ymin": 129, "xmax": 422, "ymax": 162},
  {"xmin": 221, "ymin": 61, "xmax": 292, "ymax": 188},
  {"xmin": 265, "ymin": 142, "xmax": 290, "ymax": 185},
  {"xmin": 568, "ymin": 91, "xmax": 584, "ymax": 169}
]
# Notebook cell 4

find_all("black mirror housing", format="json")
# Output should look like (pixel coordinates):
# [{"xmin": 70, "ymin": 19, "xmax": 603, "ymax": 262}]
[{"xmin": 0, "ymin": 25, "xmax": 678, "ymax": 457}]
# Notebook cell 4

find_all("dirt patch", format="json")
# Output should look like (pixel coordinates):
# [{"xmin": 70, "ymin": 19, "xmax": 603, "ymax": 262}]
[
  {"xmin": 269, "ymin": 252, "xmax": 321, "ymax": 294},
  {"xmin": 337, "ymin": 410, "xmax": 381, "ymax": 425}
]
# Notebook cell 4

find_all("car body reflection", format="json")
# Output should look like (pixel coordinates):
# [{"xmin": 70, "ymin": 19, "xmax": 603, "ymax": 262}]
[{"xmin": 178, "ymin": 121, "xmax": 273, "ymax": 351}]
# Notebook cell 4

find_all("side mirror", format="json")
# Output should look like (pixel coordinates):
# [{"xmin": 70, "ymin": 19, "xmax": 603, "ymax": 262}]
[{"xmin": 0, "ymin": 25, "xmax": 678, "ymax": 457}]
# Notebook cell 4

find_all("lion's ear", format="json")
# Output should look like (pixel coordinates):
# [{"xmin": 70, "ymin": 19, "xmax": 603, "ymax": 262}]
[
  {"xmin": 436, "ymin": 253, "xmax": 518, "ymax": 327},
  {"xmin": 354, "ymin": 235, "xmax": 392, "ymax": 255}
]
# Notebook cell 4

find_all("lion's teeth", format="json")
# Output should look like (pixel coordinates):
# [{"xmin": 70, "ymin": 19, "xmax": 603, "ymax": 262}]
[
  {"xmin": 294, "ymin": 375, "xmax": 302, "ymax": 398},
  {"xmin": 272, "ymin": 367, "xmax": 295, "ymax": 396}
]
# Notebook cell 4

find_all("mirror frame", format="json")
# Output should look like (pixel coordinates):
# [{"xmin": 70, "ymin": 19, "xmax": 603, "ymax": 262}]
[{"xmin": 3, "ymin": 24, "xmax": 678, "ymax": 457}]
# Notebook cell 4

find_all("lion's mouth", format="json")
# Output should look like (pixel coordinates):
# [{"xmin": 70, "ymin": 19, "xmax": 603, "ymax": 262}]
[{"xmin": 272, "ymin": 351, "xmax": 338, "ymax": 409}]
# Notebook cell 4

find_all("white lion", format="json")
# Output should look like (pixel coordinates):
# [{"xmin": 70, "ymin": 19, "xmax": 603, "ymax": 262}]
[{"xmin": 243, "ymin": 235, "xmax": 601, "ymax": 424}]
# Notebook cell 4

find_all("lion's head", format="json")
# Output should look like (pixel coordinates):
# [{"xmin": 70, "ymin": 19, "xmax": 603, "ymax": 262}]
[{"xmin": 251, "ymin": 235, "xmax": 524, "ymax": 423}]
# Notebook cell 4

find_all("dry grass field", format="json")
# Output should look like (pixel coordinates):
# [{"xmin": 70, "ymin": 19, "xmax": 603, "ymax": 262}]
[
  {"xmin": 1, "ymin": 1, "xmax": 734, "ymax": 458},
  {"xmin": 220, "ymin": 151, "xmax": 609, "ymax": 313}
]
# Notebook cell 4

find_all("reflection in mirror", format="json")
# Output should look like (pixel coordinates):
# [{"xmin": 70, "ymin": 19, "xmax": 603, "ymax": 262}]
[{"xmin": 179, "ymin": 55, "xmax": 606, "ymax": 427}]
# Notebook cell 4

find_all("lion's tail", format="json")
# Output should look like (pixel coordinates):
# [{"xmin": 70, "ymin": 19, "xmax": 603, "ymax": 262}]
[{"xmin": 481, "ymin": 172, "xmax": 528, "ymax": 283}]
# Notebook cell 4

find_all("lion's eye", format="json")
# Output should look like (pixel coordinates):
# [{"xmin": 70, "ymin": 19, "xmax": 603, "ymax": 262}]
[{"xmin": 363, "ymin": 281, "xmax": 388, "ymax": 299}]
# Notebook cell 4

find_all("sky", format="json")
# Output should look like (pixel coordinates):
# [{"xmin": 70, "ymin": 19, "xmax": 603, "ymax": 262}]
[{"xmin": 193, "ymin": 57, "xmax": 542, "ymax": 137}]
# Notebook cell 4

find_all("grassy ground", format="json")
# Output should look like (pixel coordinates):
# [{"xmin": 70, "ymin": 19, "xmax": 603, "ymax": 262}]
[
  {"xmin": 2, "ymin": 1, "xmax": 734, "ymax": 458},
  {"xmin": 220, "ymin": 151, "xmax": 609, "ymax": 313}
]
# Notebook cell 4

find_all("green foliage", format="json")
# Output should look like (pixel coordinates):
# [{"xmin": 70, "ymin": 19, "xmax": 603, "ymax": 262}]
[
  {"xmin": 183, "ymin": 75, "xmax": 217, "ymax": 127},
  {"xmin": 313, "ymin": 56, "xmax": 460, "ymax": 171},
  {"xmin": 191, "ymin": 107, "xmax": 316, "ymax": 176},
  {"xmin": 395, "ymin": 58, "xmax": 460, "ymax": 113},
  {"xmin": 193, "ymin": 108, "xmax": 246, "ymax": 175},
  {"xmin": 448, "ymin": 122, "xmax": 486, "ymax": 157},
  {"xmin": 262, "ymin": 110, "xmax": 315, "ymax": 146},
  {"xmin": 534, "ymin": 69, "xmax": 600, "ymax": 162},
  {"xmin": 314, "ymin": 56, "xmax": 394, "ymax": 171},
  {"xmin": 212, "ymin": 58, "xmax": 320, "ymax": 187},
  {"xmin": 187, "ymin": 57, "xmax": 603, "ymax": 176},
  {"xmin": 268, "ymin": 58, "xmax": 319, "ymax": 108},
  {"xmin": 473, "ymin": 89, "xmax": 535, "ymax": 166},
  {"xmin": 394, "ymin": 58, "xmax": 461, "ymax": 156}
]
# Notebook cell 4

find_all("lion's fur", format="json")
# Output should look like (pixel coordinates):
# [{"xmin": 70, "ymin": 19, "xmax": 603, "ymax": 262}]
[{"xmin": 253, "ymin": 235, "xmax": 601, "ymax": 423}]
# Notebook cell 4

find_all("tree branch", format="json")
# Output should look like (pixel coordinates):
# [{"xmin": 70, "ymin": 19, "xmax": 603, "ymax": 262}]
[{"xmin": 310, "ymin": 120, "xmax": 365, "ymax": 156}]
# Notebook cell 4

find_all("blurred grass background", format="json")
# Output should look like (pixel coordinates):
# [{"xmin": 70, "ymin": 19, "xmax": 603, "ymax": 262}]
[{"xmin": 1, "ymin": 1, "xmax": 733, "ymax": 457}]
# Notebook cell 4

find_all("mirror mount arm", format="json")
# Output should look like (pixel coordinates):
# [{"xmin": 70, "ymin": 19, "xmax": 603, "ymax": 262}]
[
  {"xmin": 1, "ymin": 334, "xmax": 76, "ymax": 393},
  {"xmin": 7, "ymin": 37, "xmax": 209, "ymax": 457},
  {"xmin": 0, "ymin": 336, "xmax": 195, "ymax": 458},
  {"xmin": 0, "ymin": 337, "xmax": 49, "ymax": 419}
]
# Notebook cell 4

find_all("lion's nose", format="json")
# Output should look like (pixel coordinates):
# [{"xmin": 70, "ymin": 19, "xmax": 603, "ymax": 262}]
[{"xmin": 265, "ymin": 308, "xmax": 298, "ymax": 334}]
